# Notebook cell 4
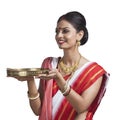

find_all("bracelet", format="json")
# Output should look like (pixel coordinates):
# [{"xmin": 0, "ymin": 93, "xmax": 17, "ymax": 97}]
[
  {"xmin": 60, "ymin": 81, "xmax": 68, "ymax": 93},
  {"xmin": 28, "ymin": 91, "xmax": 40, "ymax": 100},
  {"xmin": 63, "ymin": 85, "xmax": 71, "ymax": 96}
]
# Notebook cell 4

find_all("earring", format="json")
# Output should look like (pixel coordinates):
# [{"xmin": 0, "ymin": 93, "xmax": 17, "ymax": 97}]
[{"xmin": 76, "ymin": 40, "xmax": 81, "ymax": 46}]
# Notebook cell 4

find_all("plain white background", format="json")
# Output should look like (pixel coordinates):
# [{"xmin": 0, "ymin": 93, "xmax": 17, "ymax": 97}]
[{"xmin": 0, "ymin": 0, "xmax": 119, "ymax": 119}]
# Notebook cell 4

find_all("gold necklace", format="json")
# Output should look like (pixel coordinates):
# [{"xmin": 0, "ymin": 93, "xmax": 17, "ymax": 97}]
[{"xmin": 59, "ymin": 55, "xmax": 81, "ymax": 74}]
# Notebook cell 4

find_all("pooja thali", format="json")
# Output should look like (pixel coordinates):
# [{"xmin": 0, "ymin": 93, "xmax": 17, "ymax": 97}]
[{"xmin": 7, "ymin": 68, "xmax": 50, "ymax": 77}]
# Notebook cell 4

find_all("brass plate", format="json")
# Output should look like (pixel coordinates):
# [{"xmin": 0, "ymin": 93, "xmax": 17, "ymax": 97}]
[{"xmin": 7, "ymin": 68, "xmax": 49, "ymax": 77}]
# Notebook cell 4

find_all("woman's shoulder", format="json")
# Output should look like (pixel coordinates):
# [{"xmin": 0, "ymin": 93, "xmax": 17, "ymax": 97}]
[{"xmin": 80, "ymin": 56, "xmax": 106, "ymax": 71}]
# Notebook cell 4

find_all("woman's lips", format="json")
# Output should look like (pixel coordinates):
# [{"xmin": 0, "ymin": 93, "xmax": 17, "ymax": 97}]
[{"xmin": 57, "ymin": 40, "xmax": 66, "ymax": 44}]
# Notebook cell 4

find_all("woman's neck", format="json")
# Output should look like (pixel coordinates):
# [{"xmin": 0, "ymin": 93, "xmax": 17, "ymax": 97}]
[{"xmin": 62, "ymin": 50, "xmax": 81, "ymax": 66}]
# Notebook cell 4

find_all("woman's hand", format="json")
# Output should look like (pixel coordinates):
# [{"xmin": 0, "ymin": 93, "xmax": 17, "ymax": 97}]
[
  {"xmin": 36, "ymin": 69, "xmax": 63, "ymax": 80},
  {"xmin": 13, "ymin": 76, "xmax": 34, "ymax": 82},
  {"xmin": 36, "ymin": 69, "xmax": 66, "ymax": 90}
]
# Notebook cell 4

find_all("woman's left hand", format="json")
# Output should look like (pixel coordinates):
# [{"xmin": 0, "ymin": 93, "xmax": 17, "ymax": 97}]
[{"xmin": 36, "ymin": 69, "xmax": 63, "ymax": 80}]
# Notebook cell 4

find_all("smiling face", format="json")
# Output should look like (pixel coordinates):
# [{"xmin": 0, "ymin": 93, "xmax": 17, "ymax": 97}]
[{"xmin": 55, "ymin": 20, "xmax": 83, "ymax": 50}]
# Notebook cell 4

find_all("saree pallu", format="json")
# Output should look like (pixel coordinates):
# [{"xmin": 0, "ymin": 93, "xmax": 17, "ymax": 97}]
[{"xmin": 38, "ymin": 57, "xmax": 109, "ymax": 120}]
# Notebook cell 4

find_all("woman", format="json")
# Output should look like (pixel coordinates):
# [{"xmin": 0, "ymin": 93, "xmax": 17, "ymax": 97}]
[{"xmin": 15, "ymin": 11, "xmax": 109, "ymax": 120}]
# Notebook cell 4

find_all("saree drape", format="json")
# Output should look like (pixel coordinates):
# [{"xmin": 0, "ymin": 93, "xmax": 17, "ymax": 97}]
[{"xmin": 38, "ymin": 57, "xmax": 109, "ymax": 120}]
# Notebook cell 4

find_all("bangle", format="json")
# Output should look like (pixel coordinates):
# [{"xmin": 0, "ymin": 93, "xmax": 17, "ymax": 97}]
[
  {"xmin": 27, "ymin": 91, "xmax": 40, "ymax": 100},
  {"xmin": 60, "ymin": 81, "xmax": 68, "ymax": 92},
  {"xmin": 63, "ymin": 85, "xmax": 71, "ymax": 96}
]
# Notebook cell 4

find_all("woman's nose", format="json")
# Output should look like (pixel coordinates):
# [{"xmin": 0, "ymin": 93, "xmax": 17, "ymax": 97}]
[{"xmin": 56, "ymin": 31, "xmax": 63, "ymax": 38}]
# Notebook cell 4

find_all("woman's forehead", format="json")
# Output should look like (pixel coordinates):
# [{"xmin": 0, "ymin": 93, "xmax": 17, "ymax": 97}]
[{"xmin": 56, "ymin": 20, "xmax": 73, "ymax": 29}]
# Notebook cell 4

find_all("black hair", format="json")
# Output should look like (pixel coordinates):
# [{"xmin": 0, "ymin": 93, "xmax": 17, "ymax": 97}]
[{"xmin": 57, "ymin": 11, "xmax": 88, "ymax": 45}]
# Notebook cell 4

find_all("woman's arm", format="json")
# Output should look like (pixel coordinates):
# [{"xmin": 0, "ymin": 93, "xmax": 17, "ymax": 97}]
[
  {"xmin": 13, "ymin": 76, "xmax": 42, "ymax": 116},
  {"xmin": 48, "ymin": 69, "xmax": 103, "ymax": 114},
  {"xmin": 27, "ymin": 79, "xmax": 41, "ymax": 116},
  {"xmin": 58, "ymin": 76, "xmax": 103, "ymax": 113}
]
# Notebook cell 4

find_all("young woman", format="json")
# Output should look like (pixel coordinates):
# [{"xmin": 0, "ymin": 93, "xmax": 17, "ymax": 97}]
[{"xmin": 14, "ymin": 11, "xmax": 109, "ymax": 120}]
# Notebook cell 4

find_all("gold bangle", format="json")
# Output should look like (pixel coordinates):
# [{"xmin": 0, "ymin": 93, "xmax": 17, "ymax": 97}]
[
  {"xmin": 28, "ymin": 92, "xmax": 40, "ymax": 100},
  {"xmin": 60, "ymin": 81, "xmax": 68, "ymax": 93},
  {"xmin": 63, "ymin": 85, "xmax": 71, "ymax": 96},
  {"xmin": 62, "ymin": 85, "xmax": 69, "ymax": 95}
]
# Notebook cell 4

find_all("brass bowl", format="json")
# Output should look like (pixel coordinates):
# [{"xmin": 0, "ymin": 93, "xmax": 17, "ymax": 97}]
[{"xmin": 7, "ymin": 68, "xmax": 50, "ymax": 77}]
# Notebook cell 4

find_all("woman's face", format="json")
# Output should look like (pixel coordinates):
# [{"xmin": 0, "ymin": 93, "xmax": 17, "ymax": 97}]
[{"xmin": 55, "ymin": 20, "xmax": 81, "ymax": 49}]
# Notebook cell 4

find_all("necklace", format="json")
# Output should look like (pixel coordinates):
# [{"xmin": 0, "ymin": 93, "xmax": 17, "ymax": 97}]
[{"xmin": 59, "ymin": 54, "xmax": 81, "ymax": 74}]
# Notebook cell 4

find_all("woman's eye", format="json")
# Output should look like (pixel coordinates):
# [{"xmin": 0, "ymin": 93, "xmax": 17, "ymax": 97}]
[
  {"xmin": 62, "ymin": 29, "xmax": 69, "ymax": 33},
  {"xmin": 55, "ymin": 29, "xmax": 59, "ymax": 34},
  {"xmin": 55, "ymin": 29, "xmax": 69, "ymax": 35}
]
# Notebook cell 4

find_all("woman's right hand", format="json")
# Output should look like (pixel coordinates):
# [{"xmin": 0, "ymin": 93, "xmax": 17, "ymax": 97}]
[{"xmin": 13, "ymin": 76, "xmax": 34, "ymax": 82}]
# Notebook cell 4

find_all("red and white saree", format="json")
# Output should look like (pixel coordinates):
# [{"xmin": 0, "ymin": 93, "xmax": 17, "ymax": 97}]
[{"xmin": 38, "ymin": 57, "xmax": 109, "ymax": 120}]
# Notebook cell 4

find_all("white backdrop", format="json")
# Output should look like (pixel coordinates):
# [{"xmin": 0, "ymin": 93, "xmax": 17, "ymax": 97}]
[{"xmin": 0, "ymin": 0, "xmax": 119, "ymax": 119}]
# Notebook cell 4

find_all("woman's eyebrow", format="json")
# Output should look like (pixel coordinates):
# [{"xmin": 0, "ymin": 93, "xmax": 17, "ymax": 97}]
[{"xmin": 56, "ymin": 27, "xmax": 69, "ymax": 30}]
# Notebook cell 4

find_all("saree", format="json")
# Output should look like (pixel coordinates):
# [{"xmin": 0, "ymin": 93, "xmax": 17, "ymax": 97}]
[{"xmin": 38, "ymin": 57, "xmax": 109, "ymax": 120}]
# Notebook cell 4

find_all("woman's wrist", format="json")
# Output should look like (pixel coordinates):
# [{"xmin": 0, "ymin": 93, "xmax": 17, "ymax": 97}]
[
  {"xmin": 27, "ymin": 91, "xmax": 40, "ymax": 100},
  {"xmin": 27, "ymin": 78, "xmax": 38, "ymax": 95},
  {"xmin": 27, "ymin": 76, "xmax": 34, "ymax": 82},
  {"xmin": 59, "ymin": 81, "xmax": 71, "ymax": 96},
  {"xmin": 56, "ymin": 77, "xmax": 66, "ymax": 90}
]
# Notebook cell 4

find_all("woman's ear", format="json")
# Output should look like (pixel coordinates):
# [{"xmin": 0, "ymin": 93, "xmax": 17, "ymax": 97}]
[{"xmin": 77, "ymin": 30, "xmax": 84, "ymax": 41}]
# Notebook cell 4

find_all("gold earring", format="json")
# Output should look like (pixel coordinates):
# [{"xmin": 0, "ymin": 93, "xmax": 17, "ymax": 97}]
[{"xmin": 76, "ymin": 40, "xmax": 81, "ymax": 46}]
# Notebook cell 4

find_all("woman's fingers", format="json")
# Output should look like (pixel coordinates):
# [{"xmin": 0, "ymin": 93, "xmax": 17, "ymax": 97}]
[
  {"xmin": 13, "ymin": 76, "xmax": 34, "ymax": 81},
  {"xmin": 36, "ymin": 69, "xmax": 61, "ymax": 80}
]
